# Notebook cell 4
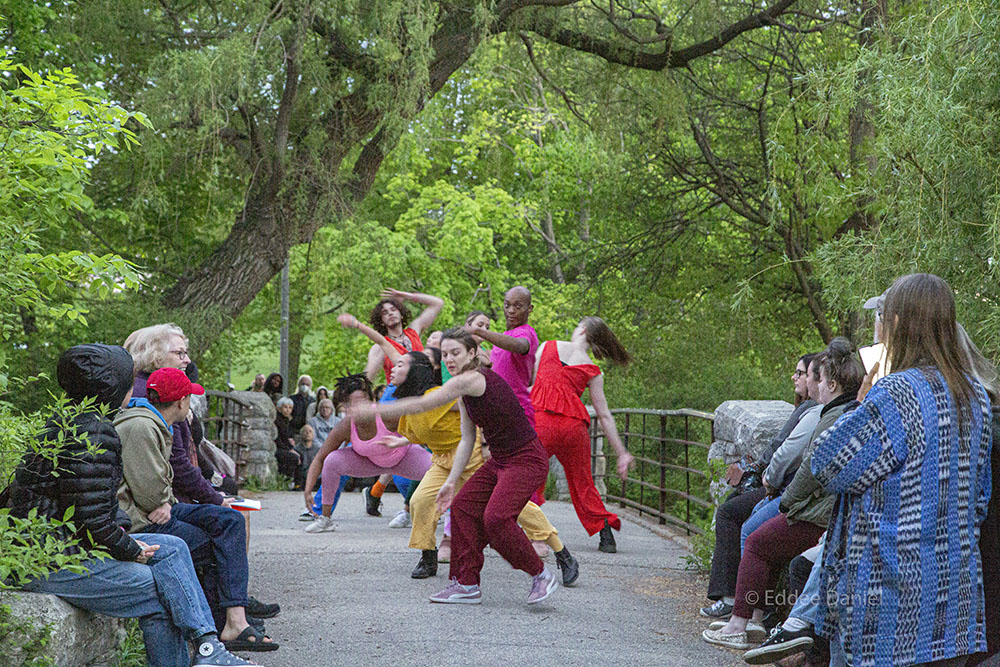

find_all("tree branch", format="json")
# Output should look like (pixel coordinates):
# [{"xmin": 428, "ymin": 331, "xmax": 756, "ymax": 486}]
[{"xmin": 514, "ymin": 0, "xmax": 797, "ymax": 70}]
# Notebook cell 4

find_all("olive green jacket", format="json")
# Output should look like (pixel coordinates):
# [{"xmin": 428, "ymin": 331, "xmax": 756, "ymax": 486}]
[
  {"xmin": 781, "ymin": 397, "xmax": 856, "ymax": 527},
  {"xmin": 114, "ymin": 405, "xmax": 177, "ymax": 531}
]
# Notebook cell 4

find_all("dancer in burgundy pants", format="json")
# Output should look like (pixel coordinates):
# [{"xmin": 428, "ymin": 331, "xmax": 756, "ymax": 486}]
[
  {"xmin": 355, "ymin": 327, "xmax": 561, "ymax": 606},
  {"xmin": 530, "ymin": 317, "xmax": 635, "ymax": 553}
]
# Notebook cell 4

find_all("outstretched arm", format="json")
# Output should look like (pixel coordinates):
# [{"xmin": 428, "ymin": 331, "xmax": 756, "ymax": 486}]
[
  {"xmin": 471, "ymin": 326, "xmax": 530, "ymax": 355},
  {"xmin": 354, "ymin": 372, "xmax": 484, "ymax": 423},
  {"xmin": 382, "ymin": 288, "xmax": 444, "ymax": 336},
  {"xmin": 588, "ymin": 374, "xmax": 634, "ymax": 479},
  {"xmin": 339, "ymin": 313, "xmax": 402, "ymax": 367}
]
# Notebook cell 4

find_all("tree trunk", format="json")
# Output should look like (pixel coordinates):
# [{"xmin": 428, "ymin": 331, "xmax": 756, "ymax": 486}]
[
  {"xmin": 543, "ymin": 211, "xmax": 566, "ymax": 283},
  {"xmin": 158, "ymin": 1, "xmax": 801, "ymax": 350}
]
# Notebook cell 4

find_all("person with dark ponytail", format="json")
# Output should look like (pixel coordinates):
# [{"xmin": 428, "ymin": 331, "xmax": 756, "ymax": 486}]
[
  {"xmin": 704, "ymin": 337, "xmax": 864, "ymax": 651},
  {"xmin": 352, "ymin": 328, "xmax": 561, "ymax": 605},
  {"xmin": 530, "ymin": 316, "xmax": 634, "ymax": 553}
]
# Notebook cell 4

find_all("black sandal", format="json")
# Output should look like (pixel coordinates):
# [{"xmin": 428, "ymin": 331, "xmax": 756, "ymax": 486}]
[{"xmin": 222, "ymin": 625, "xmax": 279, "ymax": 652}]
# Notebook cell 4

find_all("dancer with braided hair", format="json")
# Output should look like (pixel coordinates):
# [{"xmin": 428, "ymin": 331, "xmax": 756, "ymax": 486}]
[{"xmin": 301, "ymin": 373, "xmax": 432, "ymax": 533}]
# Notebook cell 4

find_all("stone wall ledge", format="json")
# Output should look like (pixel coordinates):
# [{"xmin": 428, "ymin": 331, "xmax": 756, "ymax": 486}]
[{"xmin": 0, "ymin": 590, "xmax": 125, "ymax": 666}]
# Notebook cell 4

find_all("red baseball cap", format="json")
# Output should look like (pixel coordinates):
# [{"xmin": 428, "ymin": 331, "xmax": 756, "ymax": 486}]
[{"xmin": 147, "ymin": 367, "xmax": 205, "ymax": 403}]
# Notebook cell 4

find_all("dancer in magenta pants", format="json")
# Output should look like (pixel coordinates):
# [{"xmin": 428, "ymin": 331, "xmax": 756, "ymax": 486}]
[{"xmin": 353, "ymin": 327, "xmax": 560, "ymax": 606}]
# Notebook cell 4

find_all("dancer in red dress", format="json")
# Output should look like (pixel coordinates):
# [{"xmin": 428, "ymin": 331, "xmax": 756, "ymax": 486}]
[{"xmin": 531, "ymin": 316, "xmax": 634, "ymax": 553}]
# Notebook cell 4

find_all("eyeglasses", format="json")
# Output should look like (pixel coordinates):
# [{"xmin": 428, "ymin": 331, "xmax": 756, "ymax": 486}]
[
  {"xmin": 170, "ymin": 348, "xmax": 190, "ymax": 359},
  {"xmin": 793, "ymin": 370, "xmax": 806, "ymax": 378}
]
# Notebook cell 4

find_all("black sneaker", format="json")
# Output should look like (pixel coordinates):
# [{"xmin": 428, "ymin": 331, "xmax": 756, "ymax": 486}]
[
  {"xmin": 743, "ymin": 626, "xmax": 814, "ymax": 664},
  {"xmin": 699, "ymin": 599, "xmax": 733, "ymax": 619},
  {"xmin": 362, "ymin": 486, "xmax": 382, "ymax": 517},
  {"xmin": 598, "ymin": 520, "xmax": 617, "ymax": 553},
  {"xmin": 246, "ymin": 596, "xmax": 280, "ymax": 619},
  {"xmin": 554, "ymin": 547, "xmax": 580, "ymax": 587}
]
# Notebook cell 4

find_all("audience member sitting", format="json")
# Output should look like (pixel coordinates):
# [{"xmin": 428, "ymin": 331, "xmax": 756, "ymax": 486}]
[
  {"xmin": 4, "ymin": 344, "xmax": 255, "ymax": 666},
  {"xmin": 124, "ymin": 324, "xmax": 226, "ymax": 508},
  {"xmin": 289, "ymin": 374, "xmax": 314, "ymax": 431},
  {"xmin": 305, "ymin": 386, "xmax": 329, "ymax": 421},
  {"xmin": 295, "ymin": 424, "xmax": 319, "ymax": 490},
  {"xmin": 263, "ymin": 373, "xmax": 283, "ymax": 404},
  {"xmin": 704, "ymin": 339, "xmax": 863, "ymax": 651},
  {"xmin": 274, "ymin": 397, "xmax": 302, "ymax": 487},
  {"xmin": 700, "ymin": 353, "xmax": 821, "ymax": 621},
  {"xmin": 813, "ymin": 274, "xmax": 993, "ymax": 666},
  {"xmin": 309, "ymin": 398, "xmax": 339, "ymax": 448},
  {"xmin": 116, "ymin": 367, "xmax": 279, "ymax": 653},
  {"xmin": 249, "ymin": 373, "xmax": 266, "ymax": 392}
]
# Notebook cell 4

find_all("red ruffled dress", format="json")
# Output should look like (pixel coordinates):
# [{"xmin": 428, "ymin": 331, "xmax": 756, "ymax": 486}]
[{"xmin": 531, "ymin": 342, "xmax": 621, "ymax": 535}]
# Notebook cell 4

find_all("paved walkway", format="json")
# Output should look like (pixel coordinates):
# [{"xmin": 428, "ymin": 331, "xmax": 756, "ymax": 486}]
[{"xmin": 245, "ymin": 490, "xmax": 742, "ymax": 666}]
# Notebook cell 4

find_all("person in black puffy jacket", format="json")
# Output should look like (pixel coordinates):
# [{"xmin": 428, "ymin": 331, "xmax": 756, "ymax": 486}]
[{"xmin": 5, "ymin": 344, "xmax": 254, "ymax": 667}]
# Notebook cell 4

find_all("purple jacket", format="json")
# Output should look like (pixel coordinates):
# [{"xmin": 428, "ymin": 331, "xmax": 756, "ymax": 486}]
[{"xmin": 132, "ymin": 373, "xmax": 223, "ymax": 506}]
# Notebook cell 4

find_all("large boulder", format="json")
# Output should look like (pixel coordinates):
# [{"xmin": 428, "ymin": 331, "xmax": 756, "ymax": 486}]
[
  {"xmin": 0, "ymin": 591, "xmax": 126, "ymax": 666},
  {"xmin": 708, "ymin": 400, "xmax": 794, "ymax": 463},
  {"xmin": 231, "ymin": 391, "xmax": 278, "ymax": 482}
]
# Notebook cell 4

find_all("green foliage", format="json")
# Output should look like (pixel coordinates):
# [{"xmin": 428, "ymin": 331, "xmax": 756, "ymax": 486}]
[
  {"xmin": 809, "ymin": 2, "xmax": 1000, "ymax": 357},
  {"xmin": 0, "ymin": 52, "xmax": 144, "ymax": 597},
  {"xmin": 113, "ymin": 619, "xmax": 146, "ymax": 667}
]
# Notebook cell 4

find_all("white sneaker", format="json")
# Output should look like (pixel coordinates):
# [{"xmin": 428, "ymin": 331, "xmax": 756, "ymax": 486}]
[
  {"xmin": 388, "ymin": 509, "xmax": 412, "ymax": 528},
  {"xmin": 304, "ymin": 515, "xmax": 335, "ymax": 533}
]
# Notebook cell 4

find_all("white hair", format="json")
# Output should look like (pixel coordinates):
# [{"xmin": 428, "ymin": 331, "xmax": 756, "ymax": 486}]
[
  {"xmin": 124, "ymin": 323, "xmax": 188, "ymax": 373},
  {"xmin": 276, "ymin": 397, "xmax": 293, "ymax": 409}
]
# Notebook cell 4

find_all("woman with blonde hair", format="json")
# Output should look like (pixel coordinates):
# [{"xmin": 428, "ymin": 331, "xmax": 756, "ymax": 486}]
[{"xmin": 123, "ymin": 324, "xmax": 227, "ymax": 507}]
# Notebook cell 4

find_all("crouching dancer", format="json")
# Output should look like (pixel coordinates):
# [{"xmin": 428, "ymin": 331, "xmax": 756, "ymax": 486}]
[
  {"xmin": 116, "ymin": 366, "xmax": 277, "ymax": 653},
  {"xmin": 3, "ymin": 344, "xmax": 257, "ymax": 666}
]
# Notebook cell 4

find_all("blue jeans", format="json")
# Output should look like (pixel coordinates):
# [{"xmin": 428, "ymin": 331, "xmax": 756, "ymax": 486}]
[
  {"xmin": 313, "ymin": 476, "xmax": 349, "ymax": 514},
  {"xmin": 141, "ymin": 503, "xmax": 249, "ymax": 608},
  {"xmin": 741, "ymin": 495, "xmax": 782, "ymax": 554},
  {"xmin": 788, "ymin": 541, "xmax": 824, "ymax": 625},
  {"xmin": 22, "ymin": 533, "xmax": 215, "ymax": 667}
]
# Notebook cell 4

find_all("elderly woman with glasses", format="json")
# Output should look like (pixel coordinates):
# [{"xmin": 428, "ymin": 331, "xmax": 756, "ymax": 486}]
[{"xmin": 124, "ymin": 324, "xmax": 232, "ymax": 508}]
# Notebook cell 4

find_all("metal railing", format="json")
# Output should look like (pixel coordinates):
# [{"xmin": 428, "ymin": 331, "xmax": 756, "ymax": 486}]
[
  {"xmin": 202, "ymin": 390, "xmax": 251, "ymax": 483},
  {"xmin": 590, "ymin": 408, "xmax": 715, "ymax": 536}
]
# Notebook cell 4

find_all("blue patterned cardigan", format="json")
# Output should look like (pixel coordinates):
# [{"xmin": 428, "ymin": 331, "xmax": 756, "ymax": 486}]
[{"xmin": 811, "ymin": 367, "xmax": 993, "ymax": 666}]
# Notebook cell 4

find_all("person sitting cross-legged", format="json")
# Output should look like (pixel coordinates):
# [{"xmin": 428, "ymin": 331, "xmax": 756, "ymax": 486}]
[
  {"xmin": 4, "ymin": 344, "xmax": 257, "ymax": 667},
  {"xmin": 115, "ymin": 366, "xmax": 278, "ymax": 653}
]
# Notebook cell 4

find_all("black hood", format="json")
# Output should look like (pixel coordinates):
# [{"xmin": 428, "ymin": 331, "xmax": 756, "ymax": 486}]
[{"xmin": 57, "ymin": 344, "xmax": 135, "ymax": 410}]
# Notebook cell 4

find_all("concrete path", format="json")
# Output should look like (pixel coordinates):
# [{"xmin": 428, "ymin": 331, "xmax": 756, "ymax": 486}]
[{"xmin": 245, "ymin": 490, "xmax": 742, "ymax": 666}]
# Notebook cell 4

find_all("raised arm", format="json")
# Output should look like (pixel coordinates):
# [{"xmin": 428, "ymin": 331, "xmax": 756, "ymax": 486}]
[
  {"xmin": 472, "ymin": 327, "xmax": 530, "ymax": 355},
  {"xmin": 382, "ymin": 288, "xmax": 444, "ymax": 336},
  {"xmin": 340, "ymin": 313, "xmax": 399, "ymax": 384},
  {"xmin": 588, "ymin": 373, "xmax": 634, "ymax": 479}
]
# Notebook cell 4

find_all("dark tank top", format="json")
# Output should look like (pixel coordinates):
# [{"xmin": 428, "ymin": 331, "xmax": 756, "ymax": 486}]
[{"xmin": 462, "ymin": 367, "xmax": 537, "ymax": 456}]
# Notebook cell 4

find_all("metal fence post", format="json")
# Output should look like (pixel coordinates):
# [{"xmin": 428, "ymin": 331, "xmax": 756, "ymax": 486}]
[{"xmin": 658, "ymin": 414, "xmax": 666, "ymax": 525}]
